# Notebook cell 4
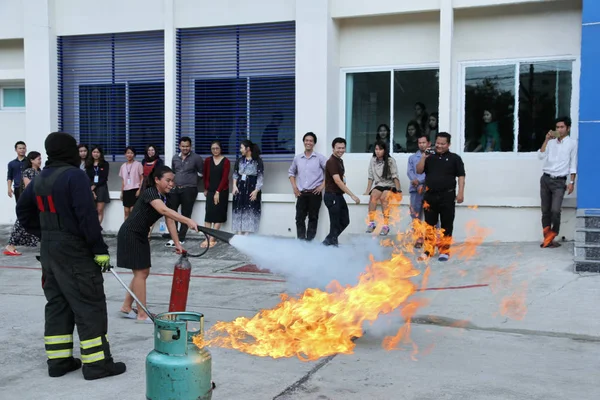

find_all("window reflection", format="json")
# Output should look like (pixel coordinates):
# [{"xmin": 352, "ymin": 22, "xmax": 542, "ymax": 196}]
[
  {"xmin": 345, "ymin": 72, "xmax": 391, "ymax": 153},
  {"xmin": 518, "ymin": 61, "xmax": 572, "ymax": 152},
  {"xmin": 464, "ymin": 65, "xmax": 515, "ymax": 152},
  {"xmin": 345, "ymin": 69, "xmax": 439, "ymax": 154}
]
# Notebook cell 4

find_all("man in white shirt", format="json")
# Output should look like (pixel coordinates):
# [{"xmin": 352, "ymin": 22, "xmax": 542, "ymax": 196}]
[{"xmin": 537, "ymin": 116, "xmax": 577, "ymax": 248}]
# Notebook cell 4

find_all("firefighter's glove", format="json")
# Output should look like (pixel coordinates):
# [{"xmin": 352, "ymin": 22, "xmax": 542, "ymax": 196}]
[{"xmin": 94, "ymin": 254, "xmax": 111, "ymax": 273}]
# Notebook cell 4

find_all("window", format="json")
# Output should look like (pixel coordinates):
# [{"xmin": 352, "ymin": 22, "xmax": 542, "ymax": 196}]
[
  {"xmin": 1, "ymin": 87, "xmax": 25, "ymax": 109},
  {"xmin": 463, "ymin": 60, "xmax": 573, "ymax": 153},
  {"xmin": 79, "ymin": 84, "xmax": 126, "ymax": 153},
  {"xmin": 193, "ymin": 76, "xmax": 294, "ymax": 156},
  {"xmin": 58, "ymin": 31, "xmax": 165, "ymax": 158},
  {"xmin": 178, "ymin": 22, "xmax": 296, "ymax": 159},
  {"xmin": 344, "ymin": 68, "xmax": 439, "ymax": 153}
]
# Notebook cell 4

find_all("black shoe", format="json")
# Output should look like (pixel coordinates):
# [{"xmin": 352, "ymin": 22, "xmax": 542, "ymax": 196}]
[
  {"xmin": 48, "ymin": 357, "xmax": 82, "ymax": 378},
  {"xmin": 83, "ymin": 360, "xmax": 126, "ymax": 381}
]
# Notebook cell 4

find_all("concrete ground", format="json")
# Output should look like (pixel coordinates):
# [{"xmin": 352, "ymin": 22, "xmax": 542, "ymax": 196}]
[{"xmin": 0, "ymin": 225, "xmax": 599, "ymax": 400}]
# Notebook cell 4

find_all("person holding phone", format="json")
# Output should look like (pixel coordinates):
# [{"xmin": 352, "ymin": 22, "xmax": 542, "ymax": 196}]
[
  {"xmin": 407, "ymin": 134, "xmax": 431, "ymax": 248},
  {"xmin": 416, "ymin": 132, "xmax": 466, "ymax": 262},
  {"xmin": 537, "ymin": 116, "xmax": 577, "ymax": 248}
]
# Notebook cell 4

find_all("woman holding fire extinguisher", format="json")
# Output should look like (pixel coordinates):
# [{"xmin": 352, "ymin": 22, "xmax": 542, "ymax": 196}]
[{"xmin": 117, "ymin": 165, "xmax": 198, "ymax": 323}]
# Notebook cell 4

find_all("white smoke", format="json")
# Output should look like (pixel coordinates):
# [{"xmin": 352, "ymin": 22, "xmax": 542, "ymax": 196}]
[
  {"xmin": 229, "ymin": 235, "xmax": 393, "ymax": 294},
  {"xmin": 229, "ymin": 234, "xmax": 425, "ymax": 339}
]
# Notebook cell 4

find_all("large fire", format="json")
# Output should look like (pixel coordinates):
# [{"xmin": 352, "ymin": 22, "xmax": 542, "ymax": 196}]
[{"xmin": 193, "ymin": 196, "xmax": 523, "ymax": 360}]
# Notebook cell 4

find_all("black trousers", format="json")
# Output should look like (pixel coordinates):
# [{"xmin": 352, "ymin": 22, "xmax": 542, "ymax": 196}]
[
  {"xmin": 423, "ymin": 190, "xmax": 456, "ymax": 255},
  {"xmin": 323, "ymin": 192, "xmax": 349, "ymax": 246},
  {"xmin": 41, "ymin": 235, "xmax": 114, "ymax": 374},
  {"xmin": 14, "ymin": 185, "xmax": 22, "ymax": 203},
  {"xmin": 540, "ymin": 174, "xmax": 567, "ymax": 235},
  {"xmin": 168, "ymin": 186, "xmax": 199, "ymax": 241},
  {"xmin": 295, "ymin": 191, "xmax": 322, "ymax": 241}
]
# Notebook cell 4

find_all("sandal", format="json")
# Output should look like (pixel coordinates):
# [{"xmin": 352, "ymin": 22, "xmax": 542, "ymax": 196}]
[
  {"xmin": 119, "ymin": 310, "xmax": 137, "ymax": 319},
  {"xmin": 135, "ymin": 317, "xmax": 154, "ymax": 324},
  {"xmin": 200, "ymin": 240, "xmax": 209, "ymax": 248},
  {"xmin": 4, "ymin": 249, "xmax": 22, "ymax": 256}
]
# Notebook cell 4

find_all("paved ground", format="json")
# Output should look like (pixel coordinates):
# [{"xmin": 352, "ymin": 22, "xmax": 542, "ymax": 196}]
[{"xmin": 0, "ymin": 225, "xmax": 599, "ymax": 400}]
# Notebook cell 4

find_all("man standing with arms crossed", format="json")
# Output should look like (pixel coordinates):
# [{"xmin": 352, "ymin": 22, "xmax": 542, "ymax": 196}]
[
  {"xmin": 322, "ymin": 137, "xmax": 360, "ymax": 247},
  {"xmin": 416, "ymin": 132, "xmax": 465, "ymax": 262},
  {"xmin": 7, "ymin": 141, "xmax": 27, "ymax": 202},
  {"xmin": 166, "ymin": 136, "xmax": 203, "ymax": 247},
  {"xmin": 538, "ymin": 116, "xmax": 577, "ymax": 248},
  {"xmin": 407, "ymin": 134, "xmax": 430, "ymax": 248},
  {"xmin": 289, "ymin": 132, "xmax": 327, "ymax": 241}
]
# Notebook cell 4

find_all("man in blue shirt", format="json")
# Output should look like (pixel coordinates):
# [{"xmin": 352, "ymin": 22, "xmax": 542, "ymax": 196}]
[
  {"xmin": 17, "ymin": 132, "xmax": 126, "ymax": 380},
  {"xmin": 288, "ymin": 132, "xmax": 327, "ymax": 241},
  {"xmin": 407, "ymin": 134, "xmax": 431, "ymax": 248},
  {"xmin": 7, "ymin": 140, "xmax": 27, "ymax": 202}
]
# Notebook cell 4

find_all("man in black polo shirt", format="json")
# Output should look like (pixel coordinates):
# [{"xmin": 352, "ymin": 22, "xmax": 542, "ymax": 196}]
[
  {"xmin": 416, "ymin": 132, "xmax": 465, "ymax": 262},
  {"xmin": 322, "ymin": 137, "xmax": 360, "ymax": 246}
]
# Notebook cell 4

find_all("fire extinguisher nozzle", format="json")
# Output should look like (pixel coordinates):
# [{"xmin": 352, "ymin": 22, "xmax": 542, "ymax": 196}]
[{"xmin": 197, "ymin": 226, "xmax": 235, "ymax": 244}]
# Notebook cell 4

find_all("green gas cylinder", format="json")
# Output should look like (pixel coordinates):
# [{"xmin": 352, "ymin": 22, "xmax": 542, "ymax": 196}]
[{"xmin": 146, "ymin": 312, "xmax": 213, "ymax": 400}]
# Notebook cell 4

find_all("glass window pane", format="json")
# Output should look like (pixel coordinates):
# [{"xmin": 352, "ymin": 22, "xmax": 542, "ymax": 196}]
[
  {"xmin": 393, "ymin": 69, "xmax": 439, "ymax": 153},
  {"xmin": 464, "ymin": 65, "xmax": 515, "ymax": 152},
  {"xmin": 79, "ymin": 84, "xmax": 126, "ymax": 155},
  {"xmin": 517, "ymin": 61, "xmax": 572, "ymax": 152},
  {"xmin": 3, "ymin": 88, "xmax": 25, "ymax": 108},
  {"xmin": 345, "ymin": 72, "xmax": 391, "ymax": 153}
]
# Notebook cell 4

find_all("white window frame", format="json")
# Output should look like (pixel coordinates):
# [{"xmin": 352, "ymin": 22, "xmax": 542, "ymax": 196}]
[
  {"xmin": 0, "ymin": 86, "xmax": 26, "ymax": 111},
  {"xmin": 339, "ymin": 63, "xmax": 440, "ymax": 161},
  {"xmin": 457, "ymin": 55, "xmax": 580, "ymax": 159}
]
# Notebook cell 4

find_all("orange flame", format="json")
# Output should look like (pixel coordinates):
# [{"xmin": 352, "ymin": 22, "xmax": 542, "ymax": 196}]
[
  {"xmin": 194, "ymin": 253, "xmax": 420, "ymax": 361},
  {"xmin": 499, "ymin": 282, "xmax": 528, "ymax": 320},
  {"xmin": 193, "ymin": 210, "xmax": 496, "ymax": 360}
]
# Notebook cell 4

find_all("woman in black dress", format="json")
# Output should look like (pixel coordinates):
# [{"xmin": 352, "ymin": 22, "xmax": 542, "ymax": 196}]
[
  {"xmin": 117, "ymin": 166, "xmax": 198, "ymax": 323},
  {"xmin": 202, "ymin": 140, "xmax": 230, "ymax": 248}
]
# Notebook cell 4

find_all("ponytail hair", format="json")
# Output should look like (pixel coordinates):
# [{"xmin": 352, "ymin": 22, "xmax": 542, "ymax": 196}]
[
  {"xmin": 240, "ymin": 139, "xmax": 261, "ymax": 160},
  {"xmin": 146, "ymin": 165, "xmax": 174, "ymax": 188}
]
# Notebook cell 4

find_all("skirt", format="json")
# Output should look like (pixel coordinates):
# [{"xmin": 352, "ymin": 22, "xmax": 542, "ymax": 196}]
[
  {"xmin": 232, "ymin": 177, "xmax": 261, "ymax": 233},
  {"xmin": 94, "ymin": 184, "xmax": 111, "ymax": 204},
  {"xmin": 122, "ymin": 188, "xmax": 138, "ymax": 208},
  {"xmin": 116, "ymin": 226, "xmax": 151, "ymax": 270},
  {"xmin": 8, "ymin": 219, "xmax": 39, "ymax": 247},
  {"xmin": 205, "ymin": 190, "xmax": 229, "ymax": 223}
]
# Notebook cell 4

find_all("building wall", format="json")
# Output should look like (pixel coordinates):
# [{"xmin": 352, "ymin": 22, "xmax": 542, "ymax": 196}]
[
  {"xmin": 0, "ymin": 36, "xmax": 26, "ymax": 223},
  {"xmin": 0, "ymin": 0, "xmax": 585, "ymax": 243},
  {"xmin": 0, "ymin": 39, "xmax": 25, "ymax": 70},
  {"xmin": 0, "ymin": 0, "xmax": 23, "ymax": 40}
]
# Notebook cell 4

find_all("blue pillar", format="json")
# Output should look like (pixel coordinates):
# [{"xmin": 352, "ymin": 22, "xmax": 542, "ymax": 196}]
[
  {"xmin": 578, "ymin": 0, "xmax": 600, "ymax": 209},
  {"xmin": 575, "ymin": 0, "xmax": 600, "ymax": 273}
]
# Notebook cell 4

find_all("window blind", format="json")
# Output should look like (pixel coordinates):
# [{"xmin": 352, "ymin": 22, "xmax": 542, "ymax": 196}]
[
  {"xmin": 177, "ymin": 21, "xmax": 296, "ymax": 160},
  {"xmin": 58, "ymin": 30, "xmax": 165, "ymax": 159}
]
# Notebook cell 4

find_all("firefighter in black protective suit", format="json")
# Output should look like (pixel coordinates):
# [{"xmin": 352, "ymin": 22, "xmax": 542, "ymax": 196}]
[{"xmin": 17, "ymin": 132, "xmax": 126, "ymax": 380}]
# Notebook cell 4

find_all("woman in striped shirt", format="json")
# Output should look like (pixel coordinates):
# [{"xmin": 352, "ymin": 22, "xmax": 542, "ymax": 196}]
[{"xmin": 116, "ymin": 166, "xmax": 198, "ymax": 323}]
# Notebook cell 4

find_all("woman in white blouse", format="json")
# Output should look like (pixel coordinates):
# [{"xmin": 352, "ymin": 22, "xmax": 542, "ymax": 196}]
[{"xmin": 364, "ymin": 140, "xmax": 402, "ymax": 236}]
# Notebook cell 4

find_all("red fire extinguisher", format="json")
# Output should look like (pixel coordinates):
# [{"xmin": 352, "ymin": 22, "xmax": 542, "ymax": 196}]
[{"xmin": 168, "ymin": 252, "xmax": 192, "ymax": 312}]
